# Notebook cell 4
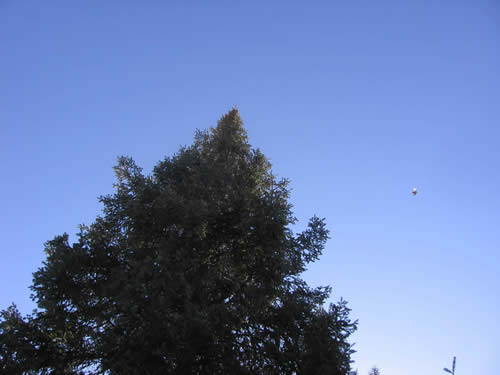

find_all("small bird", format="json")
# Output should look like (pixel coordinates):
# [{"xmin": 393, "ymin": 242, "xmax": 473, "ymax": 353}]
[{"xmin": 412, "ymin": 188, "xmax": 418, "ymax": 196}]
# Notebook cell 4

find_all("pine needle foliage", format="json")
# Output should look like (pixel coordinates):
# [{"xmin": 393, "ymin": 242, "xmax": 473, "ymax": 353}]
[{"xmin": 1, "ymin": 109, "xmax": 357, "ymax": 374}]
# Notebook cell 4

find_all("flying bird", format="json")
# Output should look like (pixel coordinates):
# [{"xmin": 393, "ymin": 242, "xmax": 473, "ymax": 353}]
[{"xmin": 412, "ymin": 188, "xmax": 418, "ymax": 196}]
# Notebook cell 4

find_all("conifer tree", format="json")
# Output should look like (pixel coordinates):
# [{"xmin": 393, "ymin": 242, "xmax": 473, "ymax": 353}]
[{"xmin": 0, "ymin": 109, "xmax": 357, "ymax": 374}]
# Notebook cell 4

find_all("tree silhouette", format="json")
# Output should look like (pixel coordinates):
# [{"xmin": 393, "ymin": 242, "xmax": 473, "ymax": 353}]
[{"xmin": 1, "ymin": 109, "xmax": 357, "ymax": 374}]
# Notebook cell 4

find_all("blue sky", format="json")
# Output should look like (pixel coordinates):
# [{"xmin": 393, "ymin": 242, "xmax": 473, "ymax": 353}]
[{"xmin": 1, "ymin": 1, "xmax": 499, "ymax": 374}]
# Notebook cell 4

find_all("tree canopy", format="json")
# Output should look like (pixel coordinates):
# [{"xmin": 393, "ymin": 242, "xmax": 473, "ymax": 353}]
[{"xmin": 1, "ymin": 109, "xmax": 357, "ymax": 374}]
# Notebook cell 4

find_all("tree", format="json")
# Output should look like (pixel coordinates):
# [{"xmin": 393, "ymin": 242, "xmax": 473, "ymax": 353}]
[
  {"xmin": 369, "ymin": 366, "xmax": 381, "ymax": 375},
  {"xmin": 0, "ymin": 109, "xmax": 357, "ymax": 374}
]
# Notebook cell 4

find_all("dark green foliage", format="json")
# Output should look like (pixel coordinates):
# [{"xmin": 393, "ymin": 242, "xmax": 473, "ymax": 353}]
[{"xmin": 0, "ymin": 109, "xmax": 357, "ymax": 374}]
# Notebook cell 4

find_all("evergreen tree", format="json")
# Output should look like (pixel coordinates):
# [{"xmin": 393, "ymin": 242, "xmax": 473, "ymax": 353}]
[{"xmin": 0, "ymin": 109, "xmax": 357, "ymax": 374}]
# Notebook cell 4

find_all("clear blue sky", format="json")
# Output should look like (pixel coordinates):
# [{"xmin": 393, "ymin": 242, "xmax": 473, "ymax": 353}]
[{"xmin": 1, "ymin": 1, "xmax": 499, "ymax": 374}]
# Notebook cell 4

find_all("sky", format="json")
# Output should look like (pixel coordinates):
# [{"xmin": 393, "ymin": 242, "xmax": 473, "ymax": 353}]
[{"xmin": 1, "ymin": 1, "xmax": 499, "ymax": 374}]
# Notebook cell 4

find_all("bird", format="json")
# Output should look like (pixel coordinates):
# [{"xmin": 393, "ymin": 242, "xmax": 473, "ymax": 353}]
[{"xmin": 412, "ymin": 188, "xmax": 418, "ymax": 196}]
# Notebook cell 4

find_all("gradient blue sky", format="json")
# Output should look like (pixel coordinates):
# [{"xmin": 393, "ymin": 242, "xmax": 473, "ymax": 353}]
[{"xmin": 1, "ymin": 1, "xmax": 499, "ymax": 374}]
